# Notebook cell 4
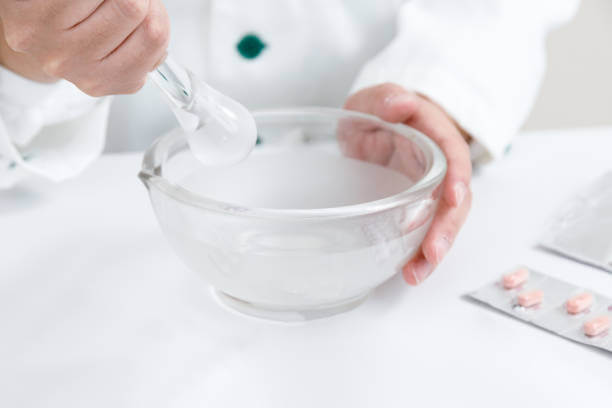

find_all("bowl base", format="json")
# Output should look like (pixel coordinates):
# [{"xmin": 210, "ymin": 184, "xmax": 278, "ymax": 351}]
[{"xmin": 213, "ymin": 290, "xmax": 369, "ymax": 322}]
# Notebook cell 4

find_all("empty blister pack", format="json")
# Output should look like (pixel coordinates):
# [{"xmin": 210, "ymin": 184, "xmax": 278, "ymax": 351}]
[
  {"xmin": 469, "ymin": 266, "xmax": 612, "ymax": 353},
  {"xmin": 540, "ymin": 171, "xmax": 612, "ymax": 273}
]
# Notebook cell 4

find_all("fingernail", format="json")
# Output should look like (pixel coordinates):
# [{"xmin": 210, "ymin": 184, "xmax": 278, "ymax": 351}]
[
  {"xmin": 411, "ymin": 259, "xmax": 433, "ymax": 285},
  {"xmin": 432, "ymin": 236, "xmax": 451, "ymax": 265},
  {"xmin": 453, "ymin": 182, "xmax": 467, "ymax": 207}
]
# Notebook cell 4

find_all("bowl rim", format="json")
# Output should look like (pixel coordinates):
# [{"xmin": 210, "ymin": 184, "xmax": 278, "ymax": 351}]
[{"xmin": 139, "ymin": 107, "xmax": 447, "ymax": 220}]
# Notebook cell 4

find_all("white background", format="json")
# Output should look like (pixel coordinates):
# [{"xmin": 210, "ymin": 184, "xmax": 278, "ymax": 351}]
[{"xmin": 2, "ymin": 128, "xmax": 612, "ymax": 407}]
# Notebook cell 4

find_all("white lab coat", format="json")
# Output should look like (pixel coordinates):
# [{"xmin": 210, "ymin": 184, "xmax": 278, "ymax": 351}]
[{"xmin": 0, "ymin": 0, "xmax": 580, "ymax": 188}]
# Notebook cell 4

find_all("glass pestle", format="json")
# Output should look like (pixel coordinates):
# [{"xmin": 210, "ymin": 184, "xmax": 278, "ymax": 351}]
[{"xmin": 149, "ymin": 55, "xmax": 257, "ymax": 166}]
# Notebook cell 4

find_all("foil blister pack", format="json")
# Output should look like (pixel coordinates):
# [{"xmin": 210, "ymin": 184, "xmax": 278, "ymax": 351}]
[
  {"xmin": 540, "ymin": 171, "xmax": 612, "ymax": 272},
  {"xmin": 469, "ymin": 266, "xmax": 612, "ymax": 353}
]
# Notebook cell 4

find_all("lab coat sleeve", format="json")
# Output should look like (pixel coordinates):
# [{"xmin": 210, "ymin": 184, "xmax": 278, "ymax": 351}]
[
  {"xmin": 351, "ymin": 0, "xmax": 580, "ymax": 162},
  {"xmin": 0, "ymin": 66, "xmax": 110, "ymax": 189}
]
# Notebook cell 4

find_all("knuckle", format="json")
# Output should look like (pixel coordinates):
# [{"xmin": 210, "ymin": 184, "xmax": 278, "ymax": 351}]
[
  {"xmin": 113, "ymin": 0, "xmax": 149, "ymax": 21},
  {"xmin": 41, "ymin": 56, "xmax": 70, "ymax": 78},
  {"xmin": 142, "ymin": 15, "xmax": 170, "ymax": 47},
  {"xmin": 4, "ymin": 28, "xmax": 36, "ymax": 52}
]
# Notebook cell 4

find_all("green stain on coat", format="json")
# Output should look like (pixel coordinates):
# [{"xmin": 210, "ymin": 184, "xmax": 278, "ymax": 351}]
[{"xmin": 237, "ymin": 34, "xmax": 266, "ymax": 60}]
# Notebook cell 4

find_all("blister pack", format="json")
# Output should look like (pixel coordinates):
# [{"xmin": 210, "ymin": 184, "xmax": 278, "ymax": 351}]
[
  {"xmin": 469, "ymin": 266, "xmax": 612, "ymax": 353},
  {"xmin": 540, "ymin": 171, "xmax": 612, "ymax": 273}
]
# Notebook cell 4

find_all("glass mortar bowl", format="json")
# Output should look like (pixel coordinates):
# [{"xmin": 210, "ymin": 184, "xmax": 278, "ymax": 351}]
[{"xmin": 139, "ymin": 108, "xmax": 446, "ymax": 321}]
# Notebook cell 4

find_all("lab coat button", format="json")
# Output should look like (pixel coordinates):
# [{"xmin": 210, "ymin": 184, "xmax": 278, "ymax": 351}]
[{"xmin": 237, "ymin": 34, "xmax": 266, "ymax": 59}]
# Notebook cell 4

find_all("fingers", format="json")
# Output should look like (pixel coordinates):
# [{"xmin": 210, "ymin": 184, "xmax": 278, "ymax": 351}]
[
  {"xmin": 336, "ymin": 115, "xmax": 397, "ymax": 165},
  {"xmin": 50, "ymin": 0, "xmax": 107, "ymax": 30},
  {"xmin": 402, "ymin": 252, "xmax": 431, "ymax": 286},
  {"xmin": 432, "ymin": 128, "xmax": 472, "ymax": 208},
  {"xmin": 0, "ymin": 0, "xmax": 103, "ymax": 49},
  {"xmin": 402, "ymin": 188, "xmax": 472, "ymax": 285},
  {"xmin": 402, "ymin": 96, "xmax": 472, "ymax": 208},
  {"xmin": 344, "ymin": 84, "xmax": 474, "ymax": 287},
  {"xmin": 388, "ymin": 133, "xmax": 428, "ymax": 181},
  {"xmin": 342, "ymin": 83, "xmax": 428, "ymax": 171},
  {"xmin": 87, "ymin": 0, "xmax": 169, "ymax": 95},
  {"xmin": 69, "ymin": 0, "xmax": 151, "ymax": 60},
  {"xmin": 344, "ymin": 83, "xmax": 420, "ymax": 124},
  {"xmin": 398, "ymin": 96, "xmax": 472, "ymax": 283},
  {"xmin": 0, "ymin": 0, "xmax": 169, "ymax": 96},
  {"xmin": 421, "ymin": 189, "xmax": 472, "ymax": 265},
  {"xmin": 346, "ymin": 84, "xmax": 472, "ymax": 208}
]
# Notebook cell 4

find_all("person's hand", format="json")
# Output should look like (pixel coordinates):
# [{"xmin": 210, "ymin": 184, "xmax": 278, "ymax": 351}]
[
  {"xmin": 344, "ymin": 83, "xmax": 472, "ymax": 285},
  {"xmin": 0, "ymin": 0, "xmax": 170, "ymax": 95}
]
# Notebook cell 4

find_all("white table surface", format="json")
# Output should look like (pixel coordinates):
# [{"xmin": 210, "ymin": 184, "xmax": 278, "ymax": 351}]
[{"xmin": 2, "ymin": 127, "xmax": 612, "ymax": 407}]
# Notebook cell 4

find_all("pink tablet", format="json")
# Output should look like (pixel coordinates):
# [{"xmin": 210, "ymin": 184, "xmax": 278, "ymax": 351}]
[
  {"xmin": 502, "ymin": 268, "xmax": 529, "ymax": 289},
  {"xmin": 517, "ymin": 289, "xmax": 543, "ymax": 308},
  {"xmin": 566, "ymin": 292, "xmax": 593, "ymax": 315},
  {"xmin": 583, "ymin": 316, "xmax": 610, "ymax": 337}
]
